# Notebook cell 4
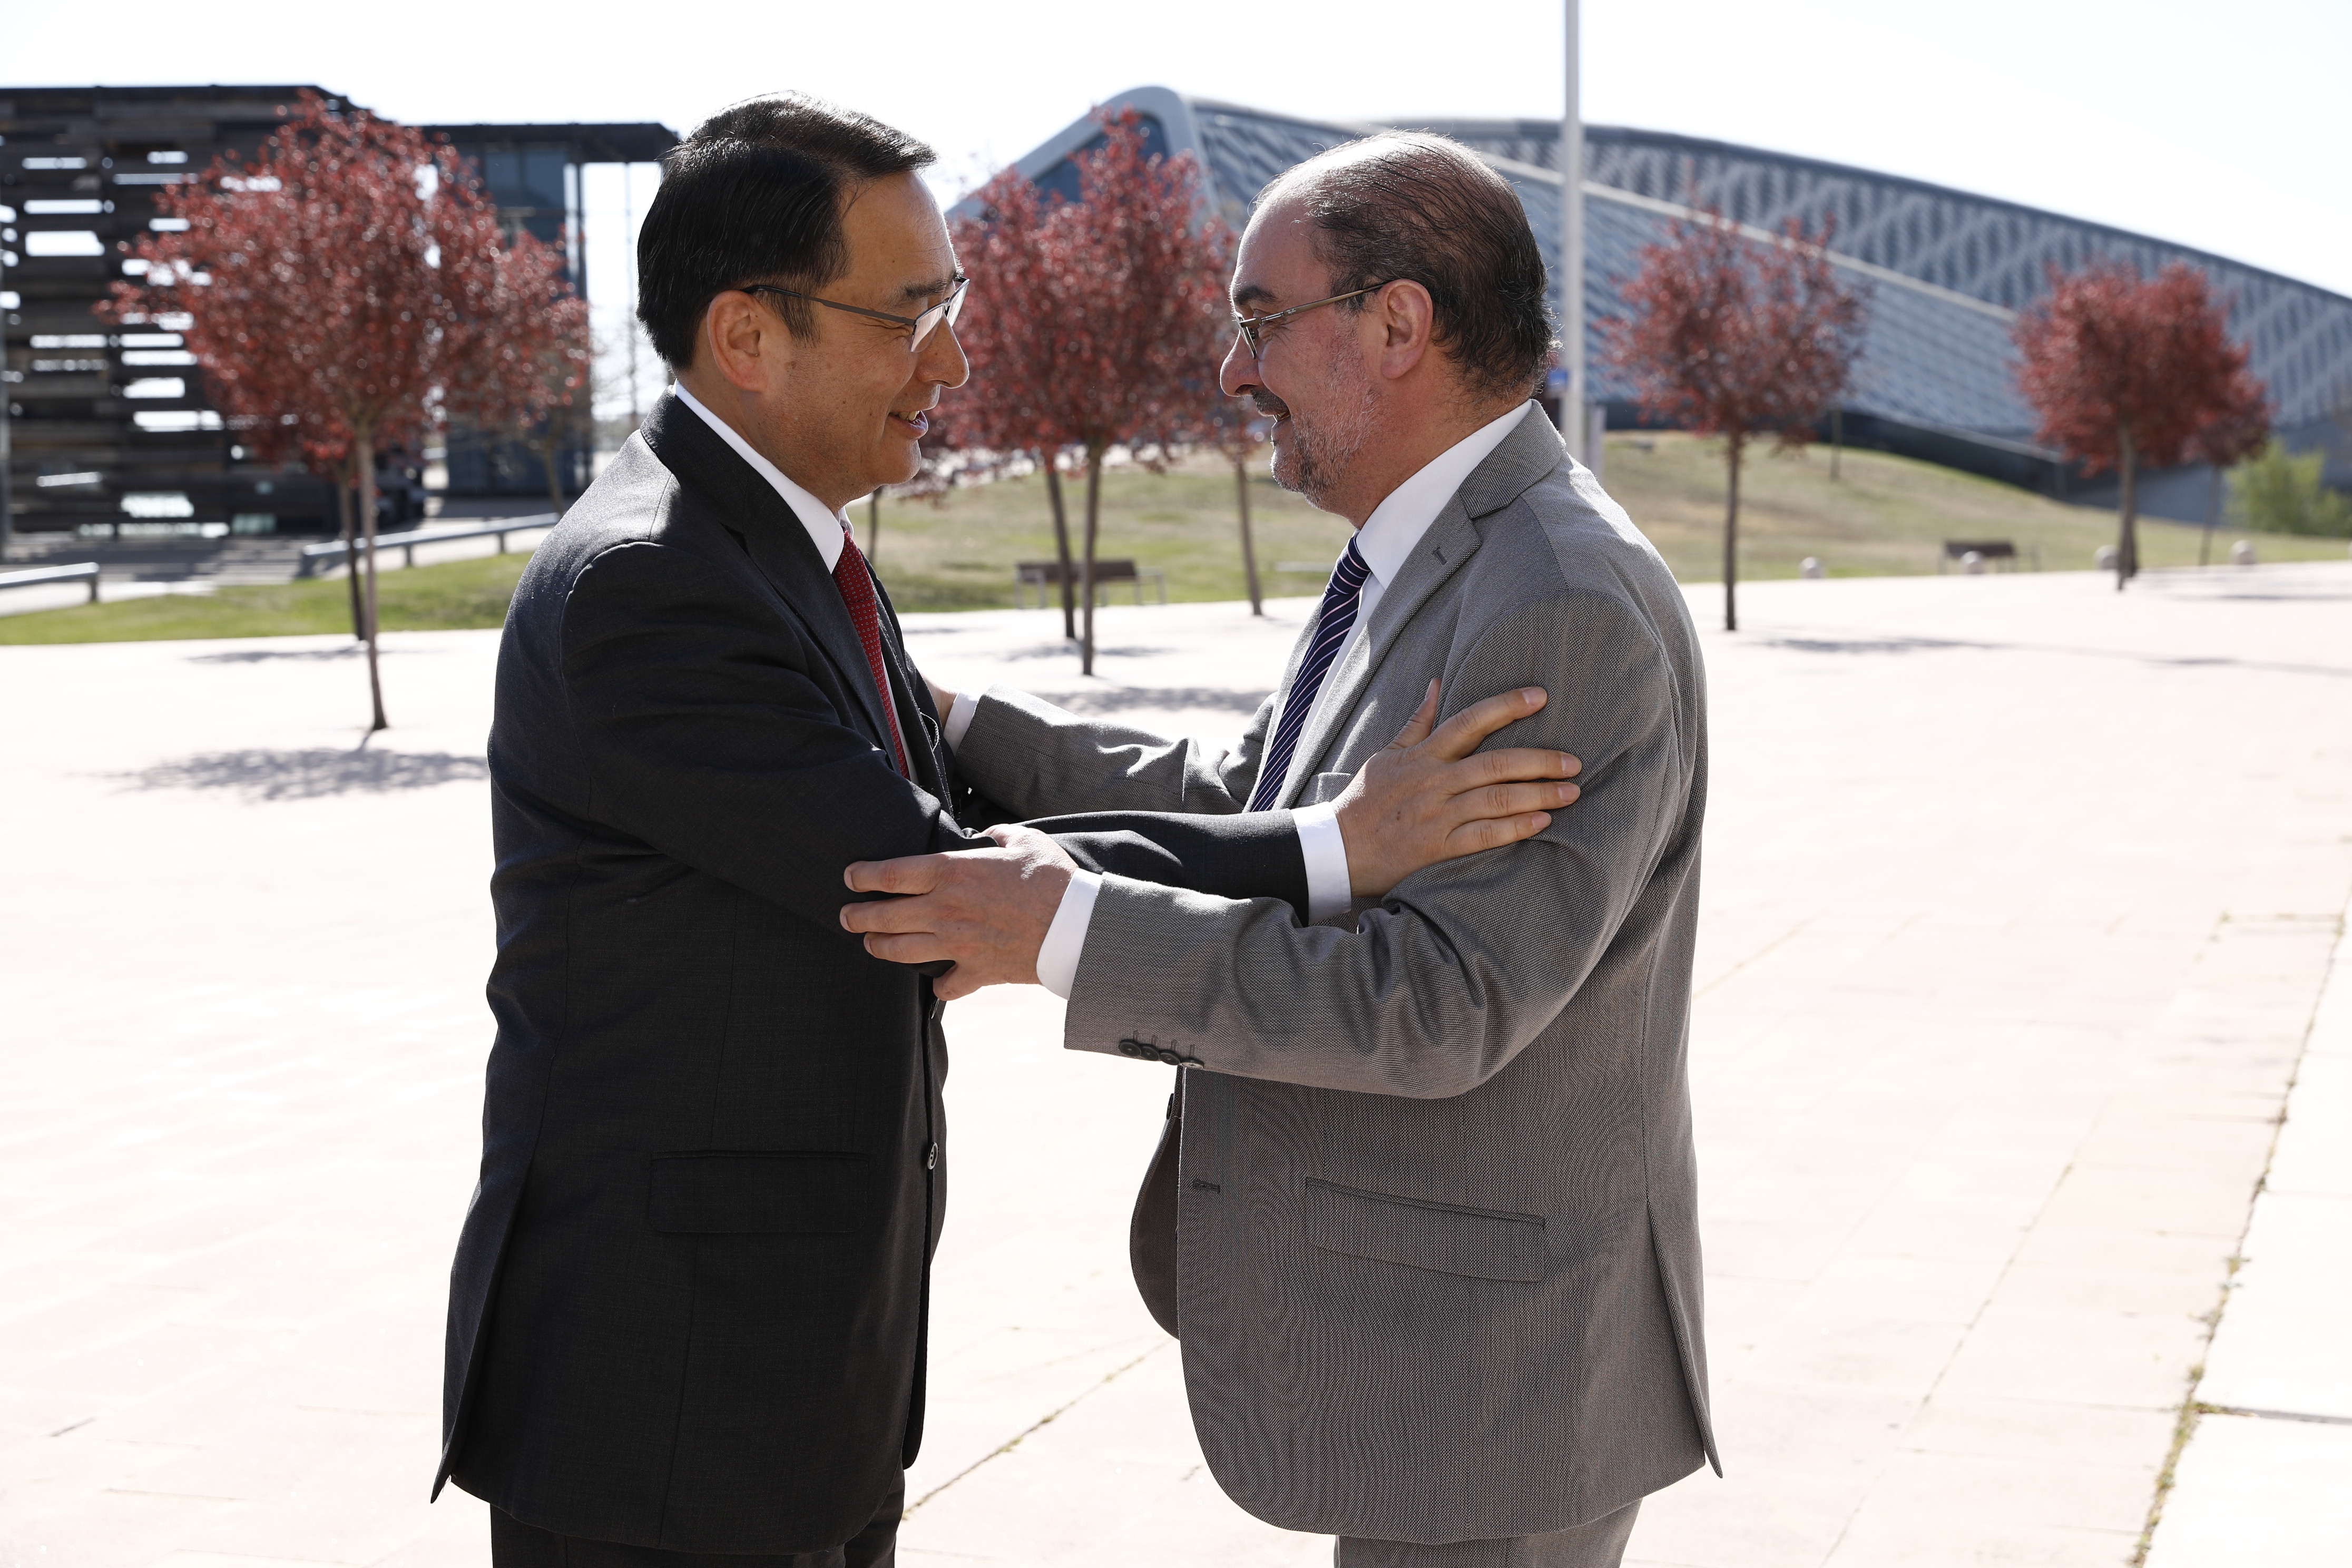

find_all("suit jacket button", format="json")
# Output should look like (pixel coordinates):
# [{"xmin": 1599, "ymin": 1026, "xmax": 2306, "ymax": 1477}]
[{"xmin": 926, "ymin": 1143, "xmax": 939, "ymax": 1170}]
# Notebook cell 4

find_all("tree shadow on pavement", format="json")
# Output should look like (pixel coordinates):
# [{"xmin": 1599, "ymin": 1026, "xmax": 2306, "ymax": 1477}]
[
  {"xmin": 1028, "ymin": 685, "xmax": 1271, "ymax": 716},
  {"xmin": 185, "ymin": 646, "xmax": 386, "ymax": 664},
  {"xmin": 108, "ymin": 748, "xmax": 489, "ymax": 801}
]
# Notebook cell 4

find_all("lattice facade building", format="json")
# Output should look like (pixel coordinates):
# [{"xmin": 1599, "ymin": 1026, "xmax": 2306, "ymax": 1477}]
[{"xmin": 983, "ymin": 88, "xmax": 2352, "ymax": 522}]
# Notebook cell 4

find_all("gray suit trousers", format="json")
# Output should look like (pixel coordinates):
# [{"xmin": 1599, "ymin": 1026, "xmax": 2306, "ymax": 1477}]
[{"xmin": 1336, "ymin": 1502, "xmax": 1638, "ymax": 1568}]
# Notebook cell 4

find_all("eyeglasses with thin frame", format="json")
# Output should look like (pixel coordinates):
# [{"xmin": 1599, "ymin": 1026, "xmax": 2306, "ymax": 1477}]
[
  {"xmin": 744, "ymin": 274, "xmax": 970, "ymax": 351},
  {"xmin": 1231, "ymin": 281, "xmax": 1394, "ymax": 358}
]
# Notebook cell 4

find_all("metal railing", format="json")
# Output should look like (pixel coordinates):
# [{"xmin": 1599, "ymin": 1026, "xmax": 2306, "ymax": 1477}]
[
  {"xmin": 298, "ymin": 514, "xmax": 558, "ymax": 576},
  {"xmin": 0, "ymin": 562, "xmax": 101, "ymax": 603}
]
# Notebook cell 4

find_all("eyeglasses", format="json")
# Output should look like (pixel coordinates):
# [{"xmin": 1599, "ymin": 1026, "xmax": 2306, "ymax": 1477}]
[
  {"xmin": 744, "ymin": 274, "xmax": 969, "ymax": 351},
  {"xmin": 1231, "ymin": 282, "xmax": 1394, "ymax": 358}
]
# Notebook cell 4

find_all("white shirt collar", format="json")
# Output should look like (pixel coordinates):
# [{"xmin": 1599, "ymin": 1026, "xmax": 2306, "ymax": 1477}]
[
  {"xmin": 671, "ymin": 381, "xmax": 846, "ymax": 571},
  {"xmin": 1350, "ymin": 402, "xmax": 1536, "ymax": 590}
]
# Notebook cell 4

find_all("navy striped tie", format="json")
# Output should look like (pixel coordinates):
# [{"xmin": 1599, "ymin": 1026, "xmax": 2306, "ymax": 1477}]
[{"xmin": 1248, "ymin": 537, "xmax": 1372, "ymax": 812}]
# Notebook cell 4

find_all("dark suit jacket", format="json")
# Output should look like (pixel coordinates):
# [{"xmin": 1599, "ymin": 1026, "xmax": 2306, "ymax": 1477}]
[{"xmin": 437, "ymin": 393, "xmax": 1307, "ymax": 1554}]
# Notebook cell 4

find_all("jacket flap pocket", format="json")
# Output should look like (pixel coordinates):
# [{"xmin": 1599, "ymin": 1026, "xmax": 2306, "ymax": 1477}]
[
  {"xmin": 648, "ymin": 1152, "xmax": 867, "ymax": 1235},
  {"xmin": 1304, "ymin": 1178, "xmax": 1545, "ymax": 1282}
]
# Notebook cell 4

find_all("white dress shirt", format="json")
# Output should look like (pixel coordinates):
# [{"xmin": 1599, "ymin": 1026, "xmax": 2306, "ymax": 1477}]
[
  {"xmin": 1277, "ymin": 402, "xmax": 1534, "ymax": 767},
  {"xmin": 673, "ymin": 383, "xmax": 849, "ymax": 569},
  {"xmin": 947, "ymin": 401, "xmax": 1538, "ymax": 998}
]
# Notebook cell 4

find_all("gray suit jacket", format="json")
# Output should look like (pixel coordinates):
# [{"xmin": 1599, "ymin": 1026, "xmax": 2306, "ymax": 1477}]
[{"xmin": 955, "ymin": 406, "xmax": 1717, "ymax": 1543}]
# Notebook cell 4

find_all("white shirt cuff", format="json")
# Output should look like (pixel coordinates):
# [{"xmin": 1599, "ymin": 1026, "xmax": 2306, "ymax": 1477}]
[
  {"xmin": 1035, "ymin": 868, "xmax": 1102, "ymax": 999},
  {"xmin": 943, "ymin": 689, "xmax": 980, "ymax": 750},
  {"xmin": 1295, "ymin": 801, "xmax": 1353, "ymax": 924}
]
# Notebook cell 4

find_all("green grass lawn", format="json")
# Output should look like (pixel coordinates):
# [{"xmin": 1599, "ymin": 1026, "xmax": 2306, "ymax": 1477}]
[
  {"xmin": 1608, "ymin": 432, "xmax": 2350, "ymax": 581},
  {"xmin": 5, "ymin": 434, "xmax": 2342, "ymax": 645},
  {"xmin": 0, "ymin": 553, "xmax": 529, "ymax": 645}
]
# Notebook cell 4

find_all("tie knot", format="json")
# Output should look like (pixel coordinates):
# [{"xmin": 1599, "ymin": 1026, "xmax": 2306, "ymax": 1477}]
[{"xmin": 1331, "ymin": 538, "xmax": 1370, "ymax": 594}]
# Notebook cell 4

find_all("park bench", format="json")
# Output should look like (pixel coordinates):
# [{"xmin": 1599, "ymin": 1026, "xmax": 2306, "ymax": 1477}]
[
  {"xmin": 297, "ymin": 514, "xmax": 558, "ymax": 576},
  {"xmin": 1014, "ymin": 558, "xmax": 1168, "ymax": 609},
  {"xmin": 0, "ymin": 561, "xmax": 101, "ymax": 603},
  {"xmin": 1940, "ymin": 538, "xmax": 2039, "ymax": 573}
]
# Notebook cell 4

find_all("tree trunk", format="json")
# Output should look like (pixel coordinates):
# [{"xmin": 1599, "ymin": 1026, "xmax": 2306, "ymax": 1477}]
[
  {"xmin": 867, "ymin": 487, "xmax": 881, "ymax": 564},
  {"xmin": 335, "ymin": 472, "xmax": 364, "ymax": 641},
  {"xmin": 1043, "ymin": 452, "xmax": 1076, "ymax": 641},
  {"xmin": 357, "ymin": 427, "xmax": 389, "ymax": 732},
  {"xmin": 1722, "ymin": 435, "xmax": 1743, "ymax": 633},
  {"xmin": 1080, "ymin": 449, "xmax": 1104, "ymax": 677},
  {"xmin": 1830, "ymin": 408, "xmax": 1843, "ymax": 482},
  {"xmin": 2200, "ymin": 463, "xmax": 2221, "ymax": 567},
  {"xmin": 1235, "ymin": 456, "xmax": 1263, "ymax": 616},
  {"xmin": 2115, "ymin": 428, "xmax": 2139, "ymax": 591},
  {"xmin": 539, "ymin": 435, "xmax": 566, "ymax": 517}
]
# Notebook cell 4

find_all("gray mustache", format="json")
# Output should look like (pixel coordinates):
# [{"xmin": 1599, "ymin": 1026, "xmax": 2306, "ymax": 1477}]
[{"xmin": 1251, "ymin": 393, "xmax": 1290, "ymax": 419}]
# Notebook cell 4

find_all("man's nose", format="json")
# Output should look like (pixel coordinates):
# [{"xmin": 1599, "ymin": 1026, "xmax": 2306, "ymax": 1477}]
[
  {"xmin": 1218, "ymin": 331, "xmax": 1257, "ymax": 398},
  {"xmin": 925, "ymin": 319, "xmax": 971, "ymax": 390}
]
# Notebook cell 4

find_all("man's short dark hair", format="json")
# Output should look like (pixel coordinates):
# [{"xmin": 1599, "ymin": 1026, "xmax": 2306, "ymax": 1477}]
[
  {"xmin": 1279, "ymin": 133, "xmax": 1554, "ymax": 403},
  {"xmin": 638, "ymin": 94, "xmax": 934, "ymax": 368}
]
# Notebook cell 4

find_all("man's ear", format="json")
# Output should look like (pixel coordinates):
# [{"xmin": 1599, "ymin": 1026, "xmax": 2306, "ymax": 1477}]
[
  {"xmin": 701, "ymin": 291, "xmax": 774, "ymax": 394},
  {"xmin": 1377, "ymin": 281, "xmax": 1436, "ymax": 381}
]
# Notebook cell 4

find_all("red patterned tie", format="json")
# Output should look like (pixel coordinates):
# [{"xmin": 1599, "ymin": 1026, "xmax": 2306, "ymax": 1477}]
[{"xmin": 832, "ymin": 532, "xmax": 913, "ymax": 778}]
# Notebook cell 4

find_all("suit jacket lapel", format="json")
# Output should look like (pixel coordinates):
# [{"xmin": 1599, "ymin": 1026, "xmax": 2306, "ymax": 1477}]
[
  {"xmin": 1273, "ymin": 405, "xmax": 1571, "ymax": 809},
  {"xmin": 638, "ymin": 394, "xmax": 901, "ymax": 762}
]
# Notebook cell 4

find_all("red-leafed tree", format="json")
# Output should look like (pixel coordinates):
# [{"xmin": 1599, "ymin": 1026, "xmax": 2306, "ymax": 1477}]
[
  {"xmin": 101, "ymin": 91, "xmax": 508, "ymax": 730},
  {"xmin": 948, "ymin": 164, "xmax": 1083, "ymax": 639},
  {"xmin": 444, "ymin": 227, "xmax": 594, "ymax": 518},
  {"xmin": 1603, "ymin": 206, "xmax": 1869, "ymax": 631},
  {"xmin": 950, "ymin": 110, "xmax": 1232, "ymax": 672},
  {"xmin": 2013, "ymin": 260, "xmax": 2269, "ymax": 589}
]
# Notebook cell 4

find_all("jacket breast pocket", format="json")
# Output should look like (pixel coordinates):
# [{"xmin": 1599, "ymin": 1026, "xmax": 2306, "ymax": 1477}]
[
  {"xmin": 1304, "ymin": 1178, "xmax": 1546, "ymax": 1282},
  {"xmin": 647, "ymin": 1151, "xmax": 867, "ymax": 1235}
]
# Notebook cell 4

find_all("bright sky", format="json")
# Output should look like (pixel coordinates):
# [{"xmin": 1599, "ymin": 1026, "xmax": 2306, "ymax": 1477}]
[{"xmin": 9, "ymin": 0, "xmax": 2341, "ymax": 411}]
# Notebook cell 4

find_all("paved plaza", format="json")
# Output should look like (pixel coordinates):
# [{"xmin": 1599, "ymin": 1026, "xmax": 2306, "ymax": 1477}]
[{"xmin": 3, "ymin": 564, "xmax": 2348, "ymax": 1568}]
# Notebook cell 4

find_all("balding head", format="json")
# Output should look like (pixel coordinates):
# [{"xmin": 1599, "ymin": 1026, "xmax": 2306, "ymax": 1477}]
[{"xmin": 1260, "ymin": 133, "xmax": 1554, "ymax": 404}]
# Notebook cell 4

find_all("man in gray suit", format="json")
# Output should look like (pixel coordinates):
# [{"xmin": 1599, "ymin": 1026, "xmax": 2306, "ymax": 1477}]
[{"xmin": 844, "ymin": 132, "xmax": 1714, "ymax": 1566}]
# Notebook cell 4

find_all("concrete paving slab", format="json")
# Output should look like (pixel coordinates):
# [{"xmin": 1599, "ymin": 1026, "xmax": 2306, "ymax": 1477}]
[
  {"xmin": 2197, "ymin": 1192, "xmax": 2352, "ymax": 1420},
  {"xmin": 2142, "ymin": 1414, "xmax": 2352, "ymax": 1568},
  {"xmin": 3, "ymin": 564, "xmax": 2349, "ymax": 1567}
]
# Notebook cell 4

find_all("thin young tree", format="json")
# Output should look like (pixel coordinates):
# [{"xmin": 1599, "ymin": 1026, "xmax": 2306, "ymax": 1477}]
[
  {"xmin": 444, "ymin": 227, "xmax": 594, "ymax": 518},
  {"xmin": 1603, "ymin": 206, "xmax": 1869, "ymax": 632},
  {"xmin": 949, "ymin": 165, "xmax": 1082, "ymax": 638},
  {"xmin": 1201, "ymin": 396, "xmax": 1269, "ymax": 615},
  {"xmin": 953, "ymin": 111, "xmax": 1232, "ymax": 671},
  {"xmin": 103, "ymin": 91, "xmax": 507, "ymax": 730},
  {"xmin": 2189, "ymin": 398, "xmax": 2274, "ymax": 565},
  {"xmin": 2014, "ymin": 260, "xmax": 2268, "ymax": 590}
]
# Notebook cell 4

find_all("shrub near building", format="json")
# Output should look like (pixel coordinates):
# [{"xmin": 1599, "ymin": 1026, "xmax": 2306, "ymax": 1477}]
[{"xmin": 2231, "ymin": 442, "xmax": 2352, "ymax": 537}]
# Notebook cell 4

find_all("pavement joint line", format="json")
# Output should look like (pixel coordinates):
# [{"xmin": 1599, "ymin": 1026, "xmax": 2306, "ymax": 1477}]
[
  {"xmin": 2133, "ymin": 887, "xmax": 2352, "ymax": 1565},
  {"xmin": 1691, "ymin": 915, "xmax": 1816, "ymax": 998},
  {"xmin": 2197, "ymin": 1404, "xmax": 2352, "ymax": 1427},
  {"xmin": 899, "ymin": 1343, "xmax": 1170, "ymax": 1521}
]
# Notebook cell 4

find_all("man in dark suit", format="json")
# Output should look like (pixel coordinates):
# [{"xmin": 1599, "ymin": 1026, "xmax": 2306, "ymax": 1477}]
[{"xmin": 436, "ymin": 95, "xmax": 1580, "ymax": 1568}]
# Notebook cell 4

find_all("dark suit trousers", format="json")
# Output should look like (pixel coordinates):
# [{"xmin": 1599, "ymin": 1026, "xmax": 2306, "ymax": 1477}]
[{"xmin": 490, "ymin": 1477, "xmax": 902, "ymax": 1568}]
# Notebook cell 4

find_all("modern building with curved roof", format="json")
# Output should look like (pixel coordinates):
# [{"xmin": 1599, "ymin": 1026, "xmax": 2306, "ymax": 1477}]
[{"xmin": 985, "ymin": 87, "xmax": 2352, "ymax": 523}]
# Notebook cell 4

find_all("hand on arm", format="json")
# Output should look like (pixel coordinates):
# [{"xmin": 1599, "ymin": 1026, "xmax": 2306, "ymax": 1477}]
[
  {"xmin": 838, "ymin": 679, "xmax": 1583, "ymax": 998},
  {"xmin": 1334, "ymin": 681, "xmax": 1582, "ymax": 898},
  {"xmin": 842, "ymin": 824, "xmax": 1075, "ymax": 999}
]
